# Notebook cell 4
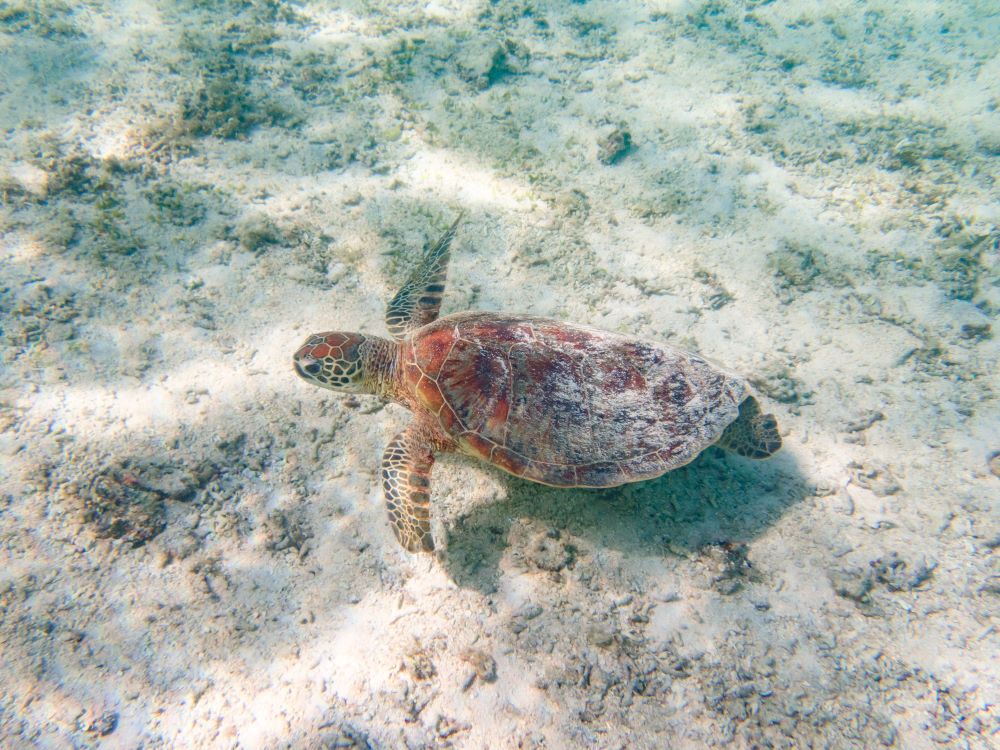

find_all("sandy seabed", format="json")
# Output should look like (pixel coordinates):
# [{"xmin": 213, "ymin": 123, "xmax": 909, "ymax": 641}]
[{"xmin": 1, "ymin": 1, "xmax": 998, "ymax": 748}]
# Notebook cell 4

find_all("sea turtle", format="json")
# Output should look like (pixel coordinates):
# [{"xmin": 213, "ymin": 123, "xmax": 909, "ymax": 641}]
[{"xmin": 293, "ymin": 214, "xmax": 781, "ymax": 553}]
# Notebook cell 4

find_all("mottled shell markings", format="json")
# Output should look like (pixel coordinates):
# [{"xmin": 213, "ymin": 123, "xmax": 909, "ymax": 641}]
[{"xmin": 293, "ymin": 214, "xmax": 782, "ymax": 553}]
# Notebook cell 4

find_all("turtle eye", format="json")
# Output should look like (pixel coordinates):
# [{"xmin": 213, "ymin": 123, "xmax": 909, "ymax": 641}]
[{"xmin": 295, "ymin": 356, "xmax": 323, "ymax": 378}]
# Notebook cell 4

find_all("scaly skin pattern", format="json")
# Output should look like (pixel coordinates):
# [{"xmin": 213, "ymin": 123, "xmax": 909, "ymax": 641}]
[
  {"xmin": 399, "ymin": 311, "xmax": 749, "ymax": 488},
  {"xmin": 294, "ymin": 332, "xmax": 404, "ymax": 401}
]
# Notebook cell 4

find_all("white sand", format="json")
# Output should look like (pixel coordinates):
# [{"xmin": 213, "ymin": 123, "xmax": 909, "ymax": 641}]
[{"xmin": 1, "ymin": 1, "xmax": 998, "ymax": 748}]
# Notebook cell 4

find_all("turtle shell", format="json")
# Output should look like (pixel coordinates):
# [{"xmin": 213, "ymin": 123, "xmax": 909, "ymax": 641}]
[{"xmin": 401, "ymin": 311, "xmax": 749, "ymax": 488}]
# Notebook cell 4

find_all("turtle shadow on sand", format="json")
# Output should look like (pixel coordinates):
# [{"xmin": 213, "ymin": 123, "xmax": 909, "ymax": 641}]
[{"xmin": 441, "ymin": 446, "xmax": 808, "ymax": 594}]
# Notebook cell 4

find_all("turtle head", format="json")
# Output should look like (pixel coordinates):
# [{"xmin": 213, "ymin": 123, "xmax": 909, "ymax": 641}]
[{"xmin": 293, "ymin": 332, "xmax": 373, "ymax": 394}]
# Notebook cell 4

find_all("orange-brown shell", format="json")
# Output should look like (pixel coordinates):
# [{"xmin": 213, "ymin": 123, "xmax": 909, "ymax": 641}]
[{"xmin": 400, "ymin": 312, "xmax": 749, "ymax": 488}]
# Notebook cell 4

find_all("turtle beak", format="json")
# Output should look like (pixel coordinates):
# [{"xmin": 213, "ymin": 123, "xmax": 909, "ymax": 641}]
[
  {"xmin": 293, "ymin": 354, "xmax": 323, "ymax": 382},
  {"xmin": 293, "ymin": 353, "xmax": 312, "ymax": 380}
]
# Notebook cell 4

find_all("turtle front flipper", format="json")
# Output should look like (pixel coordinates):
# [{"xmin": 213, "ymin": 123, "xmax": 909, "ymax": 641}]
[
  {"xmin": 381, "ymin": 426, "xmax": 437, "ymax": 552},
  {"xmin": 385, "ymin": 213, "xmax": 463, "ymax": 340},
  {"xmin": 716, "ymin": 396, "xmax": 782, "ymax": 459}
]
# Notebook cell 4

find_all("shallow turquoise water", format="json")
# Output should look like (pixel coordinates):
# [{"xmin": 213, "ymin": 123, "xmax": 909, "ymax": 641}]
[{"xmin": 0, "ymin": 2, "xmax": 998, "ymax": 748}]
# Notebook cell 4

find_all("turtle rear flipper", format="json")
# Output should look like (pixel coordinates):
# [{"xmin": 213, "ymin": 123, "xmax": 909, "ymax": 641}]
[
  {"xmin": 385, "ymin": 213, "xmax": 463, "ymax": 340},
  {"xmin": 716, "ymin": 396, "xmax": 782, "ymax": 459},
  {"xmin": 381, "ymin": 426, "xmax": 437, "ymax": 552}
]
